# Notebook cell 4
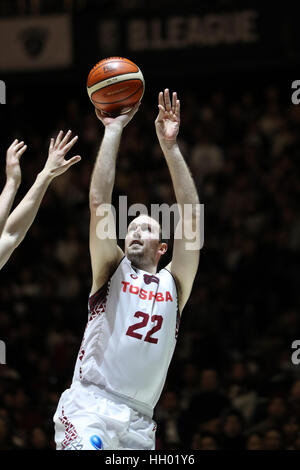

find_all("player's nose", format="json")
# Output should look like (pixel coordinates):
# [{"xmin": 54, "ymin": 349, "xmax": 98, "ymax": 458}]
[{"xmin": 133, "ymin": 226, "xmax": 142, "ymax": 237}]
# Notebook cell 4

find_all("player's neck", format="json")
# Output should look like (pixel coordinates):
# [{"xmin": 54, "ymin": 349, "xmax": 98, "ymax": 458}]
[
  {"xmin": 128, "ymin": 257, "xmax": 157, "ymax": 274},
  {"xmin": 134, "ymin": 263, "xmax": 157, "ymax": 274}
]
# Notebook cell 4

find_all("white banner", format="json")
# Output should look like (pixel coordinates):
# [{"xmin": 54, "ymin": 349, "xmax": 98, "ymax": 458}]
[{"xmin": 0, "ymin": 14, "xmax": 72, "ymax": 71}]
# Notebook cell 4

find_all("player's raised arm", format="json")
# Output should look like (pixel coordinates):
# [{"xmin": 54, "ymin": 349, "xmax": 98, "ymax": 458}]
[
  {"xmin": 155, "ymin": 89, "xmax": 200, "ymax": 313},
  {"xmin": 0, "ymin": 140, "xmax": 27, "ymax": 236},
  {"xmin": 89, "ymin": 105, "xmax": 140, "ymax": 295},
  {"xmin": 0, "ymin": 130, "xmax": 80, "ymax": 270}
]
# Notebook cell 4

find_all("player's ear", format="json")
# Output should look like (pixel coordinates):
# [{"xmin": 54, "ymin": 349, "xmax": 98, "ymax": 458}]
[{"xmin": 159, "ymin": 242, "xmax": 168, "ymax": 255}]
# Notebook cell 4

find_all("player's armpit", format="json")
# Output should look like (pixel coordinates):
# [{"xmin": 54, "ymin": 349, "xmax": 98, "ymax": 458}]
[{"xmin": 89, "ymin": 203, "xmax": 124, "ymax": 295}]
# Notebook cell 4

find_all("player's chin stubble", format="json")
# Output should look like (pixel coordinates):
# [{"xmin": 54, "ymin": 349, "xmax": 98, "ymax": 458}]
[
  {"xmin": 126, "ymin": 247, "xmax": 144, "ymax": 266},
  {"xmin": 126, "ymin": 244, "xmax": 155, "ymax": 270}
]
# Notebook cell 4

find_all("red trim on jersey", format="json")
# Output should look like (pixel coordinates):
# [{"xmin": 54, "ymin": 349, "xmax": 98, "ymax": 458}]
[
  {"xmin": 78, "ymin": 280, "xmax": 110, "ymax": 366},
  {"xmin": 89, "ymin": 255, "xmax": 125, "ymax": 307},
  {"xmin": 88, "ymin": 281, "xmax": 109, "ymax": 313}
]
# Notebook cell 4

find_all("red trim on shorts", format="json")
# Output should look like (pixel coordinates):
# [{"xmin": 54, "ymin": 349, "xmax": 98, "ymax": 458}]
[{"xmin": 59, "ymin": 406, "xmax": 79, "ymax": 450}]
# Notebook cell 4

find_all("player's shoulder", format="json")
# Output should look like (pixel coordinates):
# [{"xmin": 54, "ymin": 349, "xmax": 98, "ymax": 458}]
[
  {"xmin": 159, "ymin": 262, "xmax": 175, "ymax": 279},
  {"xmin": 90, "ymin": 254, "xmax": 126, "ymax": 296},
  {"xmin": 159, "ymin": 264, "xmax": 179, "ymax": 290}
]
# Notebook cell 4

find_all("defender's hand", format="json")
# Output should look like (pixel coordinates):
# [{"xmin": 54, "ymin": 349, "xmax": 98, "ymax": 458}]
[
  {"xmin": 6, "ymin": 139, "xmax": 27, "ymax": 185},
  {"xmin": 43, "ymin": 130, "xmax": 81, "ymax": 179}
]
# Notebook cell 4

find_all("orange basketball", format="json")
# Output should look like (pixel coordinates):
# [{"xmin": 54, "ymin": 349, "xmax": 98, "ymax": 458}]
[{"xmin": 87, "ymin": 57, "xmax": 145, "ymax": 116}]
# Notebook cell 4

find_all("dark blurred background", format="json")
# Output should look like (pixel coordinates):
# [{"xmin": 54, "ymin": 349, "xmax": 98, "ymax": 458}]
[{"xmin": 0, "ymin": 0, "xmax": 300, "ymax": 450}]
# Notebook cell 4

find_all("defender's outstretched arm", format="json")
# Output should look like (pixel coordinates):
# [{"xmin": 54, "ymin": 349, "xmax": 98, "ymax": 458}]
[{"xmin": 0, "ymin": 131, "xmax": 80, "ymax": 270}]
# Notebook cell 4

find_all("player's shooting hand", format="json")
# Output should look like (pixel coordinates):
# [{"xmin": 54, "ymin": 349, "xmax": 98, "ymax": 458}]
[
  {"xmin": 95, "ymin": 101, "xmax": 141, "ymax": 130},
  {"xmin": 155, "ymin": 89, "xmax": 180, "ymax": 147},
  {"xmin": 43, "ymin": 130, "xmax": 81, "ymax": 179},
  {"xmin": 6, "ymin": 139, "xmax": 27, "ymax": 186}
]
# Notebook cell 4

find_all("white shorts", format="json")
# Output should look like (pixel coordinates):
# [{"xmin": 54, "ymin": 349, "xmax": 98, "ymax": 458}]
[{"xmin": 53, "ymin": 382, "xmax": 156, "ymax": 450}]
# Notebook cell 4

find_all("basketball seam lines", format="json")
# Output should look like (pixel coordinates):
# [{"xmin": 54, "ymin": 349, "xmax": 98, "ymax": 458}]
[{"xmin": 91, "ymin": 83, "xmax": 144, "ymax": 105}]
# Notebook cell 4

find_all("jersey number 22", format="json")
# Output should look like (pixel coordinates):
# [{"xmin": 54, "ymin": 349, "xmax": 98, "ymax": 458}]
[{"xmin": 126, "ymin": 311, "xmax": 163, "ymax": 344}]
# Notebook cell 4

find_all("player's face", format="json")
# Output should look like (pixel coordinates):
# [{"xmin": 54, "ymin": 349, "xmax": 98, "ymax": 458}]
[{"xmin": 125, "ymin": 216, "xmax": 161, "ymax": 263}]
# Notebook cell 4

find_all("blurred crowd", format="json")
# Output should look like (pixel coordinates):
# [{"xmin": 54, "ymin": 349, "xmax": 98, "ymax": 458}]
[{"xmin": 0, "ymin": 80, "xmax": 300, "ymax": 450}]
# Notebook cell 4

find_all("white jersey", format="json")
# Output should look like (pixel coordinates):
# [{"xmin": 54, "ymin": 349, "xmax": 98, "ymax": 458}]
[{"xmin": 72, "ymin": 256, "xmax": 180, "ymax": 418}]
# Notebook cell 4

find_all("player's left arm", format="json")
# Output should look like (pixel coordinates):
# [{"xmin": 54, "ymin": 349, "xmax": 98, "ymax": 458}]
[
  {"xmin": 0, "ymin": 131, "xmax": 81, "ymax": 270},
  {"xmin": 0, "ymin": 140, "xmax": 27, "ymax": 237},
  {"xmin": 155, "ymin": 89, "xmax": 200, "ymax": 313}
]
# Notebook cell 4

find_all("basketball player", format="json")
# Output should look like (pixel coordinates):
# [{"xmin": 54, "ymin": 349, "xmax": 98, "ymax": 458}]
[
  {"xmin": 54, "ymin": 89, "xmax": 200, "ymax": 450},
  {"xmin": 0, "ymin": 131, "xmax": 80, "ymax": 270}
]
